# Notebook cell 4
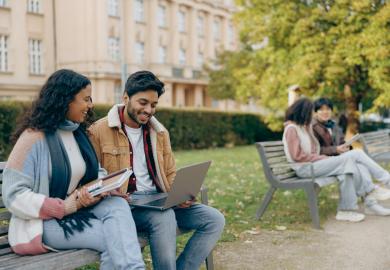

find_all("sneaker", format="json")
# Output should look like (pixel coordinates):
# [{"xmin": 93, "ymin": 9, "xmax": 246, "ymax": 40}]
[
  {"xmin": 335, "ymin": 211, "xmax": 365, "ymax": 222},
  {"xmin": 368, "ymin": 186, "xmax": 390, "ymax": 201},
  {"xmin": 365, "ymin": 203, "xmax": 390, "ymax": 216}
]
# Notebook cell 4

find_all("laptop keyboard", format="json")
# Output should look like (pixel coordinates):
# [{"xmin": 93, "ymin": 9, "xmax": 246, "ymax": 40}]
[{"xmin": 146, "ymin": 197, "xmax": 167, "ymax": 206}]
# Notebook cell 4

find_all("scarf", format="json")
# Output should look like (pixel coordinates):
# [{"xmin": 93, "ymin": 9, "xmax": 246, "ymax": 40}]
[
  {"xmin": 45, "ymin": 120, "xmax": 99, "ymax": 238},
  {"xmin": 323, "ymin": 120, "xmax": 335, "ymax": 129}
]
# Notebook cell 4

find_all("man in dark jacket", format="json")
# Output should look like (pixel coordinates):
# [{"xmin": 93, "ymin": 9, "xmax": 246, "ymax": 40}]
[{"xmin": 312, "ymin": 97, "xmax": 350, "ymax": 156}]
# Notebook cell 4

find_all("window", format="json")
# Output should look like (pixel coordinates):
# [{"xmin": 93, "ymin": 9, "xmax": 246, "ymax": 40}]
[
  {"xmin": 108, "ymin": 37, "xmax": 120, "ymax": 61},
  {"xmin": 179, "ymin": 48, "xmax": 186, "ymax": 65},
  {"xmin": 157, "ymin": 5, "xmax": 166, "ymax": 27},
  {"xmin": 197, "ymin": 52, "xmax": 204, "ymax": 68},
  {"xmin": 178, "ymin": 10, "xmax": 186, "ymax": 33},
  {"xmin": 213, "ymin": 20, "xmax": 221, "ymax": 40},
  {"xmin": 158, "ymin": 46, "xmax": 167, "ymax": 64},
  {"xmin": 114, "ymin": 83, "xmax": 122, "ymax": 103},
  {"xmin": 197, "ymin": 16, "xmax": 204, "ymax": 37},
  {"xmin": 27, "ymin": 0, "xmax": 41, "ymax": 13},
  {"xmin": 0, "ymin": 0, "xmax": 8, "ymax": 8},
  {"xmin": 29, "ymin": 39, "xmax": 43, "ymax": 74},
  {"xmin": 108, "ymin": 0, "xmax": 119, "ymax": 17},
  {"xmin": 0, "ymin": 35, "xmax": 8, "ymax": 72},
  {"xmin": 134, "ymin": 0, "xmax": 144, "ymax": 22},
  {"xmin": 135, "ymin": 42, "xmax": 144, "ymax": 64},
  {"xmin": 228, "ymin": 23, "xmax": 234, "ymax": 44}
]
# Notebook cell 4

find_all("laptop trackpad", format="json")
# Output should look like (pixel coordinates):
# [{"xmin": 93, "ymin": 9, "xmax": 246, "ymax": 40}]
[{"xmin": 131, "ymin": 193, "xmax": 168, "ymax": 205}]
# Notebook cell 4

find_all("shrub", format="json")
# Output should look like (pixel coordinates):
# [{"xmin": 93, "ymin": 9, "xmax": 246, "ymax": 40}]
[{"xmin": 0, "ymin": 102, "xmax": 282, "ymax": 159}]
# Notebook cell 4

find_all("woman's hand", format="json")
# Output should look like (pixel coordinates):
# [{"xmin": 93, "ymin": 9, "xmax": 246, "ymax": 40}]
[
  {"xmin": 76, "ymin": 186, "xmax": 101, "ymax": 209},
  {"xmin": 336, "ymin": 144, "xmax": 350, "ymax": 154}
]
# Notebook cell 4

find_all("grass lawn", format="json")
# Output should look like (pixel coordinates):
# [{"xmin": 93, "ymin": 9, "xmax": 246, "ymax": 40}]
[{"xmin": 79, "ymin": 145, "xmax": 341, "ymax": 269}]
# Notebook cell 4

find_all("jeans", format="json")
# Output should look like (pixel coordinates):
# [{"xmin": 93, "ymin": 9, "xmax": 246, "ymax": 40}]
[
  {"xmin": 131, "ymin": 191, "xmax": 225, "ymax": 270},
  {"xmin": 43, "ymin": 196, "xmax": 145, "ymax": 270},
  {"xmin": 296, "ymin": 149, "xmax": 390, "ymax": 210}
]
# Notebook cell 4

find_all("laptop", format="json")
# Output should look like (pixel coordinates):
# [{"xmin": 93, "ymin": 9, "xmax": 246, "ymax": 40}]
[{"xmin": 129, "ymin": 161, "xmax": 212, "ymax": 210}]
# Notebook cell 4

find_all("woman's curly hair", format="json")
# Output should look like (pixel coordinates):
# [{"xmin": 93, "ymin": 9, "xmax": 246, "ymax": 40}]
[{"xmin": 13, "ymin": 69, "xmax": 92, "ymax": 142}]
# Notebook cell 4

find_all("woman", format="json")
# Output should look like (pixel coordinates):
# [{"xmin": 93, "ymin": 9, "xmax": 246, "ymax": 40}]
[
  {"xmin": 283, "ymin": 98, "xmax": 390, "ymax": 222},
  {"xmin": 312, "ymin": 97, "xmax": 390, "ymax": 201},
  {"xmin": 2, "ymin": 69, "xmax": 145, "ymax": 269}
]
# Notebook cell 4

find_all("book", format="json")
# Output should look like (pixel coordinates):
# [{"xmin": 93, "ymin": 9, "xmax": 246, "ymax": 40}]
[
  {"xmin": 344, "ymin": 133, "xmax": 361, "ymax": 147},
  {"xmin": 85, "ymin": 168, "xmax": 133, "ymax": 197}
]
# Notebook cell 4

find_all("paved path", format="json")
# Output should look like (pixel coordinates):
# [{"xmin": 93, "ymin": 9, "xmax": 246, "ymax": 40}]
[{"xmin": 214, "ymin": 213, "xmax": 390, "ymax": 269}]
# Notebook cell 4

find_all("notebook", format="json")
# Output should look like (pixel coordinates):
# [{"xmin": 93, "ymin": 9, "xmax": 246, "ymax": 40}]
[{"xmin": 86, "ymin": 168, "xmax": 133, "ymax": 197}]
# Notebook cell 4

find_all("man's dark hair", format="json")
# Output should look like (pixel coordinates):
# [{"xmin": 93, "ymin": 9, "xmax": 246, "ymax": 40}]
[
  {"xmin": 314, "ymin": 97, "xmax": 333, "ymax": 112},
  {"xmin": 124, "ymin": 70, "xmax": 165, "ymax": 97},
  {"xmin": 285, "ymin": 98, "xmax": 314, "ymax": 126}
]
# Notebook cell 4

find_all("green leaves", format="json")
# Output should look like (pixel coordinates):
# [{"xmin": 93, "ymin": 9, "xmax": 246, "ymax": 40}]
[{"xmin": 206, "ymin": 0, "xmax": 389, "ymax": 128}]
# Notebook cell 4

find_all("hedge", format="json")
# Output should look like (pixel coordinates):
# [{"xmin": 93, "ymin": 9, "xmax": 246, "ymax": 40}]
[{"xmin": 0, "ymin": 102, "xmax": 282, "ymax": 160}]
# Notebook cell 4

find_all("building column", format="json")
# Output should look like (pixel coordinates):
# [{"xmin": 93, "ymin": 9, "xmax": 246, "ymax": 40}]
[
  {"xmin": 175, "ymin": 84, "xmax": 185, "ymax": 107},
  {"xmin": 194, "ymin": 85, "xmax": 203, "ymax": 107},
  {"xmin": 159, "ymin": 82, "xmax": 173, "ymax": 107}
]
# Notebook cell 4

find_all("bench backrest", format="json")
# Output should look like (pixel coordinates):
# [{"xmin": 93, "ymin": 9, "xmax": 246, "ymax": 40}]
[
  {"xmin": 255, "ymin": 141, "xmax": 299, "ymax": 186},
  {"xmin": 0, "ymin": 161, "xmax": 10, "ymax": 251},
  {"xmin": 360, "ymin": 129, "xmax": 390, "ymax": 155}
]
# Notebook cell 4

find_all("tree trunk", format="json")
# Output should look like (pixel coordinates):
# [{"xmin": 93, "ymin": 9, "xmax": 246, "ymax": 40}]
[{"xmin": 344, "ymin": 84, "xmax": 359, "ymax": 136}]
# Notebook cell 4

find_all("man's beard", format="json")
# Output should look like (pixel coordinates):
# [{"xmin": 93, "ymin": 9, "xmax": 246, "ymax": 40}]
[{"xmin": 126, "ymin": 107, "xmax": 150, "ymax": 126}]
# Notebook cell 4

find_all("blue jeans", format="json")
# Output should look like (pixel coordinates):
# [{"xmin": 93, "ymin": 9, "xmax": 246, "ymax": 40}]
[
  {"xmin": 43, "ymin": 196, "xmax": 145, "ymax": 270},
  {"xmin": 131, "ymin": 192, "xmax": 225, "ymax": 270}
]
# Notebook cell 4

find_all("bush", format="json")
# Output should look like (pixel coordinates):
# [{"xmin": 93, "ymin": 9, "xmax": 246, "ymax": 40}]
[
  {"xmin": 0, "ymin": 102, "xmax": 281, "ymax": 159},
  {"xmin": 0, "ymin": 102, "xmax": 30, "ymax": 160}
]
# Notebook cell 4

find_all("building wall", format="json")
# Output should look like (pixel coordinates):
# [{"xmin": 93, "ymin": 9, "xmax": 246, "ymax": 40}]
[{"xmin": 0, "ymin": 0, "xmax": 246, "ymax": 112}]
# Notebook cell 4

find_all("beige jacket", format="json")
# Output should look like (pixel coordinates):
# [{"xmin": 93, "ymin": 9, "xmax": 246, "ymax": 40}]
[{"xmin": 88, "ymin": 104, "xmax": 176, "ymax": 193}]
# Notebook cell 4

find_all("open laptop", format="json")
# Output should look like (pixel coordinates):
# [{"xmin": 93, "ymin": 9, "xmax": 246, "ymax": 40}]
[{"xmin": 129, "ymin": 161, "xmax": 212, "ymax": 210}]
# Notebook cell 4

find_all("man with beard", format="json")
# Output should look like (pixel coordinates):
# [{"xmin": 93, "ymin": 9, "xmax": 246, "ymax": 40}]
[{"xmin": 88, "ymin": 70, "xmax": 225, "ymax": 270}]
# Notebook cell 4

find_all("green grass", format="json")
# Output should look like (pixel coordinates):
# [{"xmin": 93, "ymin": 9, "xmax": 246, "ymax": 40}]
[{"xmin": 79, "ymin": 145, "xmax": 341, "ymax": 269}]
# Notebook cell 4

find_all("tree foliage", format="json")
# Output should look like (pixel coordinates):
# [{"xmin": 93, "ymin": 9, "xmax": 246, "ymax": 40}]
[{"xmin": 206, "ymin": 0, "xmax": 390, "ymax": 131}]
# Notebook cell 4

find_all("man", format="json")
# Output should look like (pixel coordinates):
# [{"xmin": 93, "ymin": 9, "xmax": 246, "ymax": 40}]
[
  {"xmin": 312, "ymin": 97, "xmax": 390, "ymax": 201},
  {"xmin": 89, "ymin": 70, "xmax": 225, "ymax": 270},
  {"xmin": 312, "ymin": 97, "xmax": 350, "ymax": 156}
]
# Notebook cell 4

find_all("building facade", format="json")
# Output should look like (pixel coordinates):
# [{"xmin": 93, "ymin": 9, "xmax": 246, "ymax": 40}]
[{"xmin": 0, "ymin": 0, "xmax": 252, "ymax": 111}]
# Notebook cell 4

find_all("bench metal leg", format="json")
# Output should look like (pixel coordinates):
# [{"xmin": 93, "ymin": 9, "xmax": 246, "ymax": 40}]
[
  {"xmin": 305, "ymin": 185, "xmax": 320, "ymax": 229},
  {"xmin": 256, "ymin": 187, "xmax": 276, "ymax": 220},
  {"xmin": 205, "ymin": 252, "xmax": 214, "ymax": 270}
]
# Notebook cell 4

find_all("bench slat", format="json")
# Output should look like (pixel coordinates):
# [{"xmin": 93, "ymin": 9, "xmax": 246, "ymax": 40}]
[
  {"xmin": 0, "ymin": 247, "xmax": 12, "ymax": 256},
  {"xmin": 263, "ymin": 145, "xmax": 284, "ymax": 152},
  {"xmin": 0, "ymin": 249, "xmax": 99, "ymax": 270},
  {"xmin": 0, "ymin": 211, "xmax": 11, "ymax": 222},
  {"xmin": 277, "ymin": 171, "xmax": 297, "ymax": 180},
  {"xmin": 0, "ymin": 225, "xmax": 8, "ymax": 236}
]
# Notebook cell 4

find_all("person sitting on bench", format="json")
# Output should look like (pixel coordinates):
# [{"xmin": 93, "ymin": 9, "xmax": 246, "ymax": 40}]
[{"xmin": 2, "ymin": 69, "xmax": 144, "ymax": 270}]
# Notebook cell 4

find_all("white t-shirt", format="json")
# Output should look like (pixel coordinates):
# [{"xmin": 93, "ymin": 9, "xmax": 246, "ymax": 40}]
[
  {"xmin": 58, "ymin": 129, "xmax": 86, "ymax": 195},
  {"xmin": 124, "ymin": 125, "xmax": 156, "ymax": 192}
]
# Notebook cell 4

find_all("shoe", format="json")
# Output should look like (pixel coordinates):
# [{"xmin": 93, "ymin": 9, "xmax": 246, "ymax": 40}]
[
  {"xmin": 365, "ymin": 203, "xmax": 390, "ymax": 216},
  {"xmin": 367, "ymin": 186, "xmax": 390, "ymax": 201},
  {"xmin": 335, "ymin": 211, "xmax": 365, "ymax": 222}
]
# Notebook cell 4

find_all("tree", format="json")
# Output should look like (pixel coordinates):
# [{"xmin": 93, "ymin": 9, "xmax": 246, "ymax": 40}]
[{"xmin": 206, "ymin": 0, "xmax": 390, "ymax": 132}]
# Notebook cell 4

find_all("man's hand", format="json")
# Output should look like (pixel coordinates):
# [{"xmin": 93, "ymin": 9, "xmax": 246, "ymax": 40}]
[
  {"xmin": 336, "ymin": 144, "xmax": 350, "ymax": 154},
  {"xmin": 177, "ymin": 197, "xmax": 197, "ymax": 208}
]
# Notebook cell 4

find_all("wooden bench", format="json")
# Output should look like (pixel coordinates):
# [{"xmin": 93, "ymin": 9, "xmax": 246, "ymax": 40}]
[
  {"xmin": 0, "ymin": 162, "xmax": 214, "ymax": 270},
  {"xmin": 254, "ymin": 141, "xmax": 337, "ymax": 229},
  {"xmin": 360, "ymin": 129, "xmax": 390, "ymax": 164}
]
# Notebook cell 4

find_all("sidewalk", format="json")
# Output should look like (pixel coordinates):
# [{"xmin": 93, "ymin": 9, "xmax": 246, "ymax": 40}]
[{"xmin": 214, "ymin": 208, "xmax": 390, "ymax": 269}]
